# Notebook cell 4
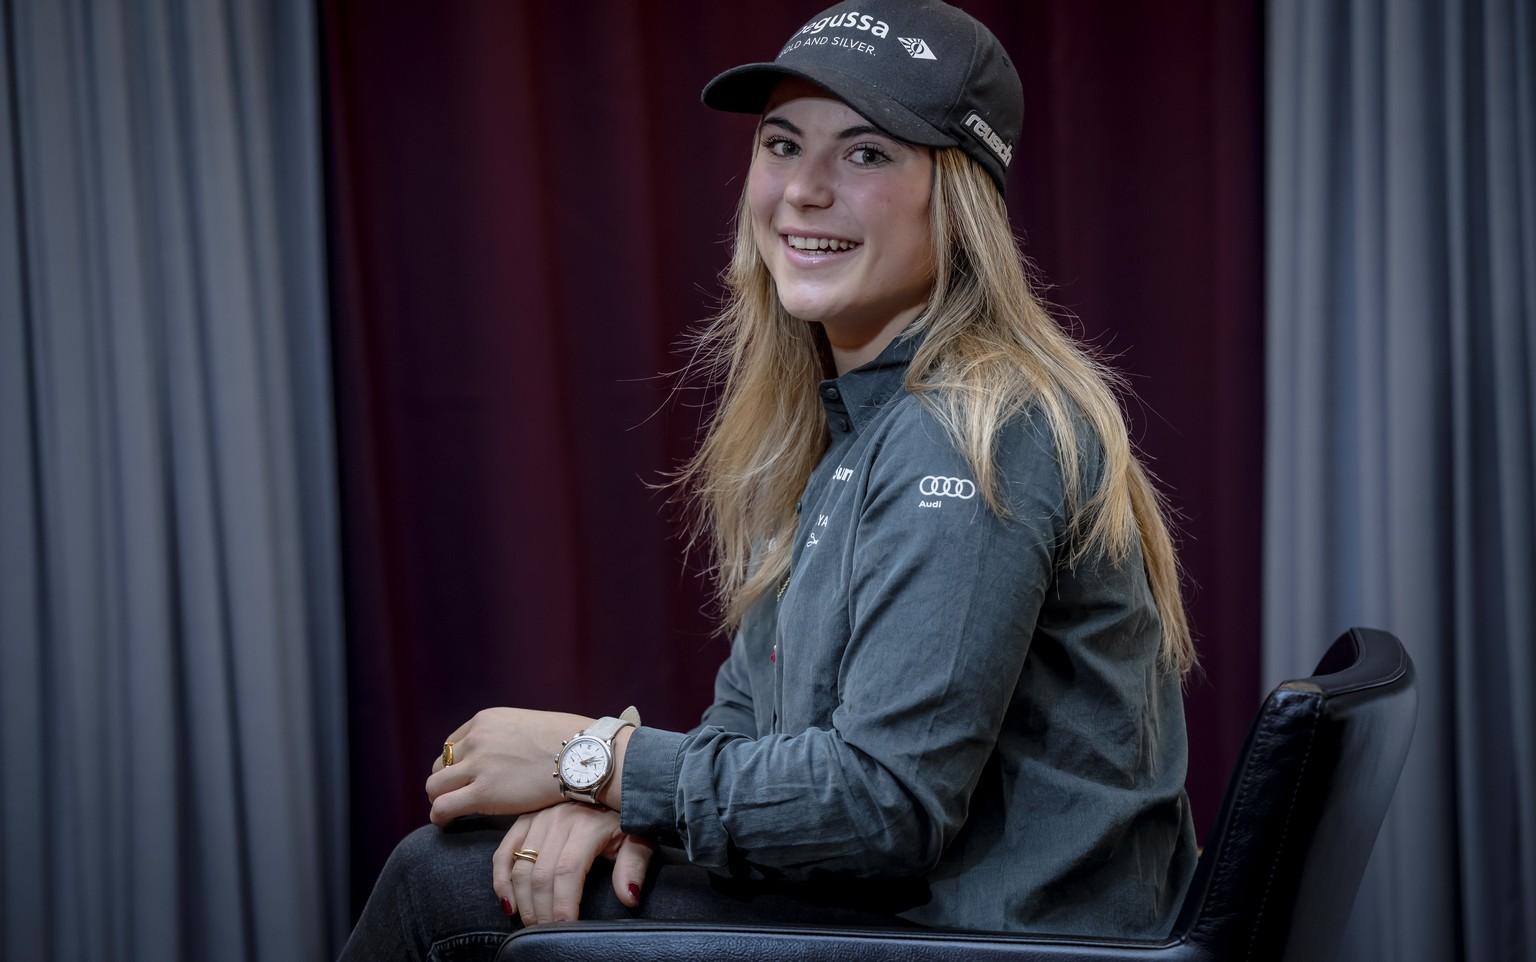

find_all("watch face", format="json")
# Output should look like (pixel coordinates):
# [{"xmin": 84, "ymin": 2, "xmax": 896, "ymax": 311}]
[{"xmin": 559, "ymin": 736, "xmax": 610, "ymax": 790}]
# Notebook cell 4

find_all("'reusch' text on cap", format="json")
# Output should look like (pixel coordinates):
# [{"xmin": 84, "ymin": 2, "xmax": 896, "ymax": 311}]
[{"xmin": 962, "ymin": 111, "xmax": 1013, "ymax": 166}]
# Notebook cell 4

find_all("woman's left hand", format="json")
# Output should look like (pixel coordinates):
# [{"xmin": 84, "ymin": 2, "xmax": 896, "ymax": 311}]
[
  {"xmin": 494, "ymin": 802, "xmax": 655, "ymax": 924},
  {"xmin": 427, "ymin": 708, "xmax": 596, "ymax": 825}
]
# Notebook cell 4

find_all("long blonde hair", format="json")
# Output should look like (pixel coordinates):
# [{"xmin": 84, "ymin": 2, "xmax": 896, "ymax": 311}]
[{"xmin": 678, "ymin": 147, "xmax": 1194, "ymax": 673}]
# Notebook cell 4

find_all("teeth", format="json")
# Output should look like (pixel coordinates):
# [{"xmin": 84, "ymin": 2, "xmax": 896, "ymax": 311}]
[{"xmin": 787, "ymin": 235, "xmax": 858, "ymax": 252}]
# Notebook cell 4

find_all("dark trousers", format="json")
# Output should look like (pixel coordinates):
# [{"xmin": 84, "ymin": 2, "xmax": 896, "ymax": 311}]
[{"xmin": 339, "ymin": 819, "xmax": 917, "ymax": 962}]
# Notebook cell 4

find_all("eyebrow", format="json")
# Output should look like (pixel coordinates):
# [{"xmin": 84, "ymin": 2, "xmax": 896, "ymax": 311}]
[{"xmin": 761, "ymin": 115, "xmax": 891, "ymax": 142}]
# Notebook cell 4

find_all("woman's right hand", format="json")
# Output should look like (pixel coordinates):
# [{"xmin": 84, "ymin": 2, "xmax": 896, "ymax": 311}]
[{"xmin": 494, "ymin": 802, "xmax": 655, "ymax": 925}]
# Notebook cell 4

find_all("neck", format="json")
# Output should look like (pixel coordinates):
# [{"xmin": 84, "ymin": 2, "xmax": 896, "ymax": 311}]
[{"xmin": 822, "ymin": 303, "xmax": 928, "ymax": 376}]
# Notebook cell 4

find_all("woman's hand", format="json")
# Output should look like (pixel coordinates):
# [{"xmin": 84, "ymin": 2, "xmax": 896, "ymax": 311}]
[
  {"xmin": 427, "ymin": 708, "xmax": 596, "ymax": 825},
  {"xmin": 494, "ymin": 803, "xmax": 655, "ymax": 924}
]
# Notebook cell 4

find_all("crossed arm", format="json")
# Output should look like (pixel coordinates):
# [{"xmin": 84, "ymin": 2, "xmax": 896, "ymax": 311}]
[{"xmin": 424, "ymin": 708, "xmax": 651, "ymax": 925}]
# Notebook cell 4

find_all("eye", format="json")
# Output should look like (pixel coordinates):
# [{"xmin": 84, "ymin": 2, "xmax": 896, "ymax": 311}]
[
  {"xmin": 762, "ymin": 135, "xmax": 800, "ymax": 158},
  {"xmin": 848, "ymin": 144, "xmax": 892, "ymax": 167}
]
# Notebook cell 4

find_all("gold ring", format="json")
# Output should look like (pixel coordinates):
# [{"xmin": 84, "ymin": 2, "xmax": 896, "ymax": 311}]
[
  {"xmin": 442, "ymin": 742, "xmax": 455, "ymax": 767},
  {"xmin": 512, "ymin": 849, "xmax": 539, "ymax": 864}
]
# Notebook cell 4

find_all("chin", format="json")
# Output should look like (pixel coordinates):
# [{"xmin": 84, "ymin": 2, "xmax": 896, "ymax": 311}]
[
  {"xmin": 775, "ymin": 297, "xmax": 836, "ymax": 325},
  {"xmin": 774, "ymin": 283, "xmax": 858, "ymax": 323}
]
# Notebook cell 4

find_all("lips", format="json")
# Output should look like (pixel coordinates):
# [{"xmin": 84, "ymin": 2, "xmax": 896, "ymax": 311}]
[{"xmin": 785, "ymin": 234, "xmax": 861, "ymax": 253}]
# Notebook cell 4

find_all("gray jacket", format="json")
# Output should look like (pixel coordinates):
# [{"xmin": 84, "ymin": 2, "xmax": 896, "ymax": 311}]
[{"xmin": 622, "ymin": 334, "xmax": 1197, "ymax": 936}]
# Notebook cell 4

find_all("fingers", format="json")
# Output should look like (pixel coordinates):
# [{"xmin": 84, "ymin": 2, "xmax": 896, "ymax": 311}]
[
  {"xmin": 425, "ymin": 708, "xmax": 584, "ymax": 819},
  {"xmin": 531, "ymin": 813, "xmax": 580, "ymax": 924},
  {"xmin": 425, "ymin": 762, "xmax": 473, "ymax": 802},
  {"xmin": 610, "ymin": 834, "xmax": 656, "ymax": 909},
  {"xmin": 510, "ymin": 816, "xmax": 546, "ymax": 925},
  {"xmin": 425, "ymin": 766, "xmax": 480, "ymax": 826},
  {"xmin": 493, "ymin": 818, "xmax": 532, "ymax": 918},
  {"xmin": 432, "ymin": 718, "xmax": 475, "ymax": 774},
  {"xmin": 500, "ymin": 803, "xmax": 626, "ymax": 925},
  {"xmin": 509, "ymin": 811, "xmax": 559, "ymax": 928}
]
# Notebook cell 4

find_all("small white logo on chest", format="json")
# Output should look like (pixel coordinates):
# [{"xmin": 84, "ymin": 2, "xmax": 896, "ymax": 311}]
[
  {"xmin": 833, "ymin": 466, "xmax": 853, "ymax": 482},
  {"xmin": 918, "ymin": 476, "xmax": 976, "ymax": 501}
]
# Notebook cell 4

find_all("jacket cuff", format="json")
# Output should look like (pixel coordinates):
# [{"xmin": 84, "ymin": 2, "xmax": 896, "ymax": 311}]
[{"xmin": 618, "ymin": 726, "xmax": 686, "ymax": 842}]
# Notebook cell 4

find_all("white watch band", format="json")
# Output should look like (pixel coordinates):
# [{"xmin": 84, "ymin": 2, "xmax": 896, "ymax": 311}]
[{"xmin": 583, "ymin": 705, "xmax": 641, "ymax": 743}]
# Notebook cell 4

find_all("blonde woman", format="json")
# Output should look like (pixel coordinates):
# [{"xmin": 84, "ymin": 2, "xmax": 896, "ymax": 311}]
[{"xmin": 342, "ymin": 2, "xmax": 1196, "ymax": 958}]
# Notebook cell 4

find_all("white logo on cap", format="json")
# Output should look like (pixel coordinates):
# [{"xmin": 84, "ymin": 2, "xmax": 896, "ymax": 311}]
[
  {"xmin": 962, "ymin": 111, "xmax": 1014, "ymax": 166},
  {"xmin": 796, "ymin": 12, "xmax": 890, "ymax": 38},
  {"xmin": 898, "ymin": 37, "xmax": 937, "ymax": 60}
]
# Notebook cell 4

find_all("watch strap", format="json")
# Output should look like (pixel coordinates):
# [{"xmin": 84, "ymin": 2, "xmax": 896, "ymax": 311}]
[{"xmin": 583, "ymin": 705, "xmax": 641, "ymax": 744}]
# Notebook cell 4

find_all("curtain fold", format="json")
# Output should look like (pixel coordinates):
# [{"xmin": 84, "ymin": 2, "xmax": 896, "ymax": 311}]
[
  {"xmin": 0, "ymin": 0, "xmax": 346, "ymax": 959},
  {"xmin": 1266, "ymin": 1, "xmax": 1535, "ymax": 960}
]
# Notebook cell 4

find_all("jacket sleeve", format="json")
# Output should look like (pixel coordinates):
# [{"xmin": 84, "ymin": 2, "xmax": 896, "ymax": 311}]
[
  {"xmin": 695, "ymin": 630, "xmax": 760, "ymax": 736},
  {"xmin": 621, "ymin": 403, "xmax": 1077, "ymax": 878}
]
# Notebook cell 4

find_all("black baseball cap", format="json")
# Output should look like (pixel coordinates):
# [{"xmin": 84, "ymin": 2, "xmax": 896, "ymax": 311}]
[{"xmin": 702, "ymin": 0, "xmax": 1023, "ymax": 194}]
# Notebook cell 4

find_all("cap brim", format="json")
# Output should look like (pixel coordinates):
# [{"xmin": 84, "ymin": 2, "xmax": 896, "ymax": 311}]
[{"xmin": 702, "ymin": 63, "xmax": 957, "ymax": 149}]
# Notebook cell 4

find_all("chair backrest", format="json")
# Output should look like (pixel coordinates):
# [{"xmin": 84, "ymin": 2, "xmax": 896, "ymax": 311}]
[{"xmin": 1171, "ymin": 627, "xmax": 1417, "ymax": 962}]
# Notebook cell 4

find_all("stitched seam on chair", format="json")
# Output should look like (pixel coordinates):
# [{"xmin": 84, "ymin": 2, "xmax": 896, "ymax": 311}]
[
  {"xmin": 1191, "ymin": 703, "xmax": 1270, "ymax": 943},
  {"xmin": 426, "ymin": 931, "xmax": 513, "ymax": 962},
  {"xmin": 1244, "ymin": 697, "xmax": 1321, "ymax": 962}
]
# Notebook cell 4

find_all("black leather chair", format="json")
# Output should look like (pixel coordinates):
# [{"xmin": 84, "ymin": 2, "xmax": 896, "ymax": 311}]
[{"xmin": 497, "ymin": 627, "xmax": 1417, "ymax": 962}]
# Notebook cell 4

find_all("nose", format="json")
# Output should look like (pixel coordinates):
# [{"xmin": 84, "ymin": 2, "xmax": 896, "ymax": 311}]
[{"xmin": 784, "ymin": 154, "xmax": 834, "ymax": 209}]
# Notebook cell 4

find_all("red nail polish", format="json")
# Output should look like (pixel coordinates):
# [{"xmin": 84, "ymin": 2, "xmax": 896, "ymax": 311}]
[
  {"xmin": 627, "ymin": 882, "xmax": 640, "ymax": 904},
  {"xmin": 501, "ymin": 896, "xmax": 514, "ymax": 916}
]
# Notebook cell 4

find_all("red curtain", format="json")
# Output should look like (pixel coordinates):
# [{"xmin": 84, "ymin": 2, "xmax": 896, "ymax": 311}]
[{"xmin": 321, "ymin": 1, "xmax": 1262, "ymax": 915}]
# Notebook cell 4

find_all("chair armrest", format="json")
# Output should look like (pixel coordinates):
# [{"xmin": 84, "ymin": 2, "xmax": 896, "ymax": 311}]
[{"xmin": 496, "ymin": 919, "xmax": 1199, "ymax": 962}]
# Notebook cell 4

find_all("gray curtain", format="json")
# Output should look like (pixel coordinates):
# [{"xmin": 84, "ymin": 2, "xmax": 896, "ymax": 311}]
[
  {"xmin": 1266, "ymin": 1, "xmax": 1534, "ymax": 961},
  {"xmin": 0, "ymin": 0, "xmax": 347, "ymax": 959}
]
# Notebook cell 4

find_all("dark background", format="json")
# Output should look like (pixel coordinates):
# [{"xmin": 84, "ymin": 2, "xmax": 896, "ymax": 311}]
[{"xmin": 320, "ymin": 0, "xmax": 1264, "ymax": 914}]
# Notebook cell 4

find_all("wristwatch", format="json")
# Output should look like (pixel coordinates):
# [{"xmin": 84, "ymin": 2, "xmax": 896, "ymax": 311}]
[{"xmin": 554, "ymin": 706, "xmax": 641, "ymax": 805}]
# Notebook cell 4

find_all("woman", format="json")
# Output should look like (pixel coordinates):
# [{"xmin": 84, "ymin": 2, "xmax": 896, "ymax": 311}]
[{"xmin": 341, "ymin": 1, "xmax": 1197, "ymax": 957}]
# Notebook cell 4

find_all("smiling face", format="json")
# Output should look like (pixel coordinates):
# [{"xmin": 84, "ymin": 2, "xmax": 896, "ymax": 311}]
[{"xmin": 747, "ymin": 78, "xmax": 936, "ymax": 372}]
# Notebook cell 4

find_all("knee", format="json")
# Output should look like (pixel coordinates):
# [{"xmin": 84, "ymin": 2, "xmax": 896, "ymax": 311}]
[
  {"xmin": 376, "ymin": 821, "xmax": 504, "ymax": 896},
  {"xmin": 381, "ymin": 824, "xmax": 448, "ymax": 879},
  {"xmin": 349, "ymin": 822, "xmax": 511, "ymax": 958}
]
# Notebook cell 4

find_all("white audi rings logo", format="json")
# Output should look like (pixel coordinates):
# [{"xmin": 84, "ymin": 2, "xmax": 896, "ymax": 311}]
[{"xmin": 919, "ymin": 476, "xmax": 976, "ymax": 499}]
